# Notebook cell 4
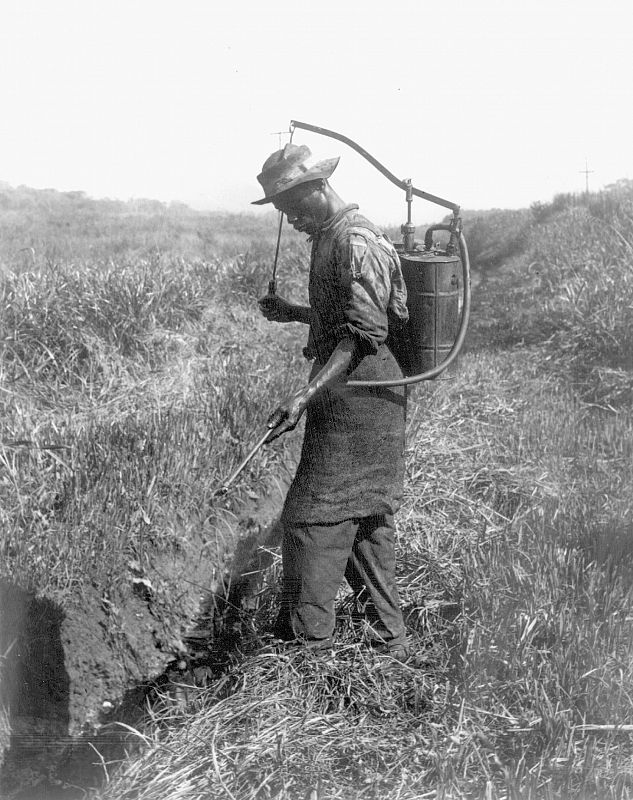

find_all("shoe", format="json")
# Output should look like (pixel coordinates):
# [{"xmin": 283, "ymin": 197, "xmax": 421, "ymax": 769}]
[
  {"xmin": 387, "ymin": 643, "xmax": 410, "ymax": 662},
  {"xmin": 369, "ymin": 637, "xmax": 411, "ymax": 660}
]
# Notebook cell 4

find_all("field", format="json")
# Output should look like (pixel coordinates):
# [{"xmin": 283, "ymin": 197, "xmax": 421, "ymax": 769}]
[{"xmin": 1, "ymin": 183, "xmax": 632, "ymax": 799}]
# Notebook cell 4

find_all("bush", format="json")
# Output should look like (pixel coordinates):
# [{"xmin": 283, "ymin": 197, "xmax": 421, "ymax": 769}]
[
  {"xmin": 461, "ymin": 208, "xmax": 532, "ymax": 269},
  {"xmin": 532, "ymin": 205, "xmax": 633, "ymax": 404}
]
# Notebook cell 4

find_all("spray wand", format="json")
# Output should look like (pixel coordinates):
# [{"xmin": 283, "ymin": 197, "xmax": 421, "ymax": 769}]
[
  {"xmin": 213, "ymin": 428, "xmax": 275, "ymax": 497},
  {"xmin": 215, "ymin": 204, "xmax": 288, "ymax": 496}
]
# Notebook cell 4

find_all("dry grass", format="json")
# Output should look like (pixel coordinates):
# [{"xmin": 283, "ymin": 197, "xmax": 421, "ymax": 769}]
[
  {"xmin": 2, "ymin": 186, "xmax": 633, "ymax": 798},
  {"xmin": 92, "ymin": 341, "xmax": 633, "ymax": 799},
  {"xmin": 0, "ymin": 247, "xmax": 309, "ymax": 601}
]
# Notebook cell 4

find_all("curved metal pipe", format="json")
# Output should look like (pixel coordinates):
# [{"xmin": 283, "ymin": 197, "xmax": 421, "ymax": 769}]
[
  {"xmin": 288, "ymin": 119, "xmax": 472, "ymax": 388},
  {"xmin": 424, "ymin": 223, "xmax": 454, "ymax": 252},
  {"xmin": 291, "ymin": 120, "xmax": 460, "ymax": 214}
]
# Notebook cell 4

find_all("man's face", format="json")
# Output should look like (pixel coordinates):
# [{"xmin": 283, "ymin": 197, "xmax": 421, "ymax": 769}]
[{"xmin": 272, "ymin": 181, "xmax": 328, "ymax": 236}]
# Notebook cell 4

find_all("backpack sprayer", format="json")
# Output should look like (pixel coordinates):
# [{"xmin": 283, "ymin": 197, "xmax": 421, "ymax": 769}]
[{"xmin": 214, "ymin": 120, "xmax": 471, "ymax": 495}]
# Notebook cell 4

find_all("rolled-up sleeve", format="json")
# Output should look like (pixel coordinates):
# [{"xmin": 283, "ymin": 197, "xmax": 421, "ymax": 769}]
[{"xmin": 333, "ymin": 230, "xmax": 394, "ymax": 356}]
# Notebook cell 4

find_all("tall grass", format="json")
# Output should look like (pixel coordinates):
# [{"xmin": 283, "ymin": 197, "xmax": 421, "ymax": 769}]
[
  {"xmin": 466, "ymin": 183, "xmax": 633, "ymax": 407},
  {"xmin": 0, "ymin": 234, "xmax": 308, "ymax": 602},
  {"xmin": 92, "ymin": 346, "xmax": 633, "ymax": 800},
  {"xmin": 533, "ymin": 204, "xmax": 633, "ymax": 405},
  {"xmin": 0, "ymin": 182, "xmax": 292, "ymax": 264},
  {"xmin": 2, "ymin": 183, "xmax": 632, "ymax": 797},
  {"xmin": 87, "ymin": 189, "xmax": 633, "ymax": 799}
]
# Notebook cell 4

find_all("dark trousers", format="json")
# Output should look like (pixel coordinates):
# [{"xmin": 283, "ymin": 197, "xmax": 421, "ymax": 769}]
[{"xmin": 275, "ymin": 515, "xmax": 407, "ymax": 651}]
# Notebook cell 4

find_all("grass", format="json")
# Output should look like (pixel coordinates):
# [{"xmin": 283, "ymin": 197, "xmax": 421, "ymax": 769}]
[
  {"xmin": 92, "ymin": 342, "xmax": 633, "ymax": 800},
  {"xmin": 1, "ymin": 182, "xmax": 633, "ymax": 798},
  {"xmin": 0, "ymin": 235, "xmax": 309, "ymax": 602}
]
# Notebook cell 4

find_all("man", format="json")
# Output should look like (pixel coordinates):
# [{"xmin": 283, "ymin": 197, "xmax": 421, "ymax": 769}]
[{"xmin": 252, "ymin": 143, "xmax": 410, "ymax": 657}]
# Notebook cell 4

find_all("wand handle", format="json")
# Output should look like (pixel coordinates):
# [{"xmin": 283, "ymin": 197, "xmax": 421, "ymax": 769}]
[
  {"xmin": 268, "ymin": 211, "xmax": 284, "ymax": 294},
  {"xmin": 214, "ymin": 429, "xmax": 272, "ymax": 497}
]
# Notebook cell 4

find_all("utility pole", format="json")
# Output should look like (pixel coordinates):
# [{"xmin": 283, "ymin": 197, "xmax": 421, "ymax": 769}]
[
  {"xmin": 271, "ymin": 130, "xmax": 291, "ymax": 149},
  {"xmin": 579, "ymin": 158, "xmax": 594, "ymax": 196}
]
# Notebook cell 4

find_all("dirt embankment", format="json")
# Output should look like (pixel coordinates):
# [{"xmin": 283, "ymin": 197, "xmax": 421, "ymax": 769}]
[{"xmin": 0, "ymin": 474, "xmax": 289, "ymax": 799}]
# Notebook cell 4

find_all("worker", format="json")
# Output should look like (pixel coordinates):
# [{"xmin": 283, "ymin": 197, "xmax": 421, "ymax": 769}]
[{"xmin": 253, "ymin": 143, "xmax": 410, "ymax": 658}]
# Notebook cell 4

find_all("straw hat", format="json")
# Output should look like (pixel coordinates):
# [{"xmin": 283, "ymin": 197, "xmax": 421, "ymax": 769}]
[{"xmin": 252, "ymin": 143, "xmax": 339, "ymax": 205}]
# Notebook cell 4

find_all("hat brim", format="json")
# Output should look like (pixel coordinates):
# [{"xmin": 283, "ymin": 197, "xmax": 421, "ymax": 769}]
[{"xmin": 251, "ymin": 157, "xmax": 340, "ymax": 205}]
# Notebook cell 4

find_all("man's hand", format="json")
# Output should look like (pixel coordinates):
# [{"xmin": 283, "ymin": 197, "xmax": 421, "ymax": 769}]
[
  {"xmin": 265, "ymin": 338, "xmax": 357, "ymax": 442},
  {"xmin": 258, "ymin": 294, "xmax": 296, "ymax": 323},
  {"xmin": 266, "ymin": 389, "xmax": 309, "ymax": 441}
]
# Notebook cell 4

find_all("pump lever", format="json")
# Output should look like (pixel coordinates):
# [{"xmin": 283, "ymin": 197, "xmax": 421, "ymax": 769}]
[
  {"xmin": 267, "ymin": 210, "xmax": 284, "ymax": 296},
  {"xmin": 290, "ymin": 119, "xmax": 460, "ymax": 214}
]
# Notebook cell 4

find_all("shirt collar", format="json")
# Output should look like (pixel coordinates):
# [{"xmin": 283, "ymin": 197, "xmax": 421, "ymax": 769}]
[
  {"xmin": 310, "ymin": 204, "xmax": 359, "ymax": 242},
  {"xmin": 320, "ymin": 204, "xmax": 359, "ymax": 234}
]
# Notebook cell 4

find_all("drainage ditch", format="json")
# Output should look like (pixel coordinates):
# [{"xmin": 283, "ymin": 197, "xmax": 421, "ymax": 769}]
[{"xmin": 0, "ymin": 504, "xmax": 283, "ymax": 800}]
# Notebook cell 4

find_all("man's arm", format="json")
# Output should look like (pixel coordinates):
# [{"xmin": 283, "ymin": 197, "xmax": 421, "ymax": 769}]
[{"xmin": 266, "ymin": 337, "xmax": 356, "ymax": 440}]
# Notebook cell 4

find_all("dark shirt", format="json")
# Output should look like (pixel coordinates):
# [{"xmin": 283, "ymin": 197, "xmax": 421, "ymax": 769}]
[
  {"xmin": 281, "ymin": 205, "xmax": 408, "ymax": 526},
  {"xmin": 304, "ymin": 205, "xmax": 408, "ymax": 362}
]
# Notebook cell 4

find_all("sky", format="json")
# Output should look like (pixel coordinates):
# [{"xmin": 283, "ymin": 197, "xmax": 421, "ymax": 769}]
[{"xmin": 1, "ymin": 0, "xmax": 631, "ymax": 224}]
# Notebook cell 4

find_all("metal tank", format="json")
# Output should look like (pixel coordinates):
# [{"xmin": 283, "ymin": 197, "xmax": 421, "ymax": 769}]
[{"xmin": 393, "ymin": 245, "xmax": 461, "ymax": 376}]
